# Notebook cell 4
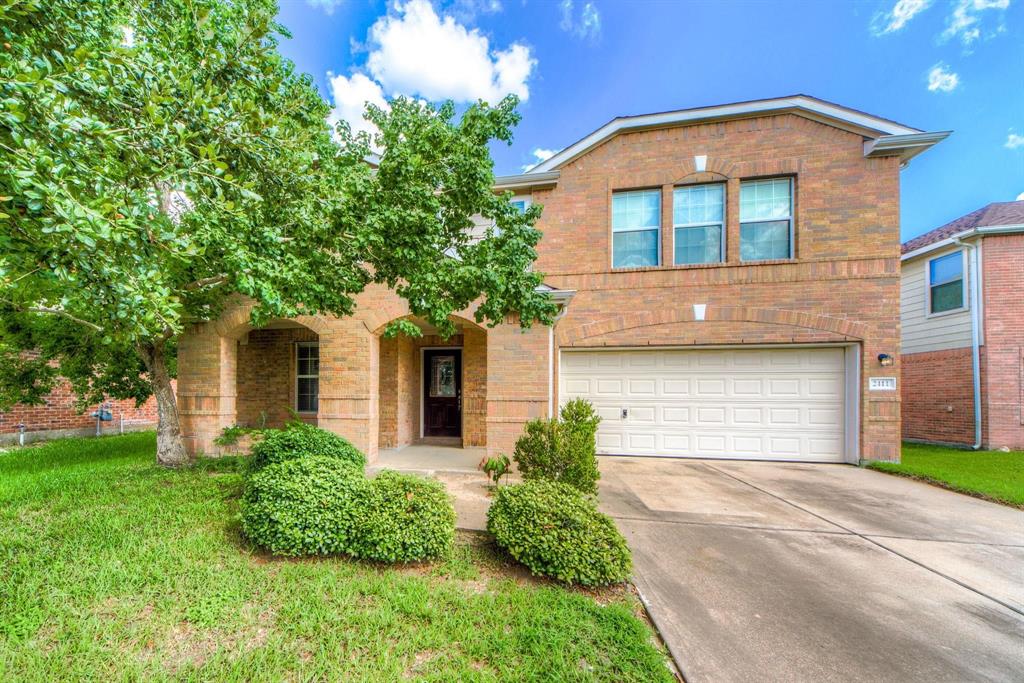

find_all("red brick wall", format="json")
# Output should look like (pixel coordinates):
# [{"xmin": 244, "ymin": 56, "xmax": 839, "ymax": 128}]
[
  {"xmin": 529, "ymin": 113, "xmax": 903, "ymax": 461},
  {"xmin": 981, "ymin": 234, "xmax": 1024, "ymax": 449},
  {"xmin": 901, "ymin": 347, "xmax": 976, "ymax": 445},
  {"xmin": 0, "ymin": 380, "xmax": 168, "ymax": 439},
  {"xmin": 235, "ymin": 327, "xmax": 318, "ymax": 428}
]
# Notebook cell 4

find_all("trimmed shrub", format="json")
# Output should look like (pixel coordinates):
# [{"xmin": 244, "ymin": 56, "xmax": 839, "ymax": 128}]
[
  {"xmin": 513, "ymin": 398, "xmax": 601, "ymax": 494},
  {"xmin": 248, "ymin": 422, "xmax": 366, "ymax": 473},
  {"xmin": 240, "ymin": 456, "xmax": 369, "ymax": 556},
  {"xmin": 352, "ymin": 470, "xmax": 456, "ymax": 562},
  {"xmin": 487, "ymin": 479, "xmax": 632, "ymax": 586}
]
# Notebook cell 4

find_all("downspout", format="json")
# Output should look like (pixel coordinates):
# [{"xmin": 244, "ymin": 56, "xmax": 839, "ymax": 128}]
[
  {"xmin": 548, "ymin": 305, "xmax": 569, "ymax": 418},
  {"xmin": 953, "ymin": 237, "xmax": 983, "ymax": 450}
]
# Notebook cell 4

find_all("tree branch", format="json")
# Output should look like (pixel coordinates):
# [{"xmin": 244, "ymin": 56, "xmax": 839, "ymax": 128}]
[
  {"xmin": 185, "ymin": 274, "xmax": 228, "ymax": 290},
  {"xmin": 3, "ymin": 300, "xmax": 104, "ymax": 332}
]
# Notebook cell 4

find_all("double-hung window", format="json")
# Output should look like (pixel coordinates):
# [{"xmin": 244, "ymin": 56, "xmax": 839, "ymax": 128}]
[
  {"xmin": 739, "ymin": 178, "xmax": 793, "ymax": 261},
  {"xmin": 673, "ymin": 184, "xmax": 725, "ymax": 265},
  {"xmin": 612, "ymin": 189, "xmax": 660, "ymax": 268},
  {"xmin": 296, "ymin": 342, "xmax": 319, "ymax": 413},
  {"xmin": 928, "ymin": 251, "xmax": 966, "ymax": 314}
]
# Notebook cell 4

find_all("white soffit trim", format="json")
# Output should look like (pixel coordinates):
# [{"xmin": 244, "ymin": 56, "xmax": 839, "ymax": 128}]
[
  {"xmin": 900, "ymin": 224, "xmax": 1024, "ymax": 261},
  {"xmin": 529, "ymin": 95, "xmax": 933, "ymax": 173}
]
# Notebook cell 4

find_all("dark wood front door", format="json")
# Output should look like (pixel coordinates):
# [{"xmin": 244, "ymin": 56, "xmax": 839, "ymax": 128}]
[{"xmin": 423, "ymin": 349, "xmax": 462, "ymax": 437}]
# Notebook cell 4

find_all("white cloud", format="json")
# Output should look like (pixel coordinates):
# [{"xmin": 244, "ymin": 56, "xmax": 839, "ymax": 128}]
[
  {"xmin": 926, "ymin": 63, "xmax": 960, "ymax": 92},
  {"xmin": 942, "ymin": 0, "xmax": 1011, "ymax": 47},
  {"xmin": 873, "ymin": 0, "xmax": 933, "ymax": 34},
  {"xmin": 307, "ymin": 0, "xmax": 344, "ymax": 14},
  {"xmin": 1017, "ymin": 191, "xmax": 1024, "ymax": 201},
  {"xmin": 447, "ymin": 0, "xmax": 503, "ymax": 23},
  {"xmin": 559, "ymin": 0, "xmax": 601, "ymax": 41},
  {"xmin": 520, "ymin": 147, "xmax": 557, "ymax": 172},
  {"xmin": 364, "ymin": 0, "xmax": 535, "ymax": 103},
  {"xmin": 1007, "ymin": 133, "xmax": 1024, "ymax": 149},
  {"xmin": 327, "ymin": 72, "xmax": 388, "ymax": 139}
]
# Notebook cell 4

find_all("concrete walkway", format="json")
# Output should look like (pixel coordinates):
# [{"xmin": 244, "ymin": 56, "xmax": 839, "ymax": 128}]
[{"xmin": 599, "ymin": 457, "xmax": 1024, "ymax": 683}]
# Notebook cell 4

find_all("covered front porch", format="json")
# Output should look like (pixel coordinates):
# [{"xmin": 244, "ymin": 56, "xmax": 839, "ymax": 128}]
[{"xmin": 176, "ymin": 293, "xmax": 553, "ymax": 461}]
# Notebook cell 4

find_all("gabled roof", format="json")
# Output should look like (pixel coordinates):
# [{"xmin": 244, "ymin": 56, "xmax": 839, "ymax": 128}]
[
  {"xmin": 901, "ymin": 201, "xmax": 1024, "ymax": 257},
  {"xmin": 527, "ymin": 94, "xmax": 949, "ymax": 173}
]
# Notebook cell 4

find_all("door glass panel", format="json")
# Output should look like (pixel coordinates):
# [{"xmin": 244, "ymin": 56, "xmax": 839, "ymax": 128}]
[{"xmin": 430, "ymin": 356, "xmax": 456, "ymax": 397}]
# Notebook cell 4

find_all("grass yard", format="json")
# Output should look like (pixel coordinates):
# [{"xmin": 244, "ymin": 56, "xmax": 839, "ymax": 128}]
[
  {"xmin": 868, "ymin": 442, "xmax": 1024, "ymax": 508},
  {"xmin": 0, "ymin": 433, "xmax": 674, "ymax": 682}
]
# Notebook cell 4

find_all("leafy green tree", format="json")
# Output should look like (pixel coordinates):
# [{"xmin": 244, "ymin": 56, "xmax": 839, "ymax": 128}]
[{"xmin": 0, "ymin": 0, "xmax": 554, "ymax": 466}]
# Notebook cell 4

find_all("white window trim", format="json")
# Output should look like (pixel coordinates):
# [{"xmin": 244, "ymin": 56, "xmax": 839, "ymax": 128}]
[
  {"xmin": 611, "ymin": 189, "xmax": 662, "ymax": 269},
  {"xmin": 925, "ymin": 249, "xmax": 968, "ymax": 318},
  {"xmin": 295, "ymin": 341, "xmax": 319, "ymax": 414},
  {"xmin": 673, "ymin": 183, "xmax": 726, "ymax": 265},
  {"xmin": 739, "ymin": 177, "xmax": 794, "ymax": 262}
]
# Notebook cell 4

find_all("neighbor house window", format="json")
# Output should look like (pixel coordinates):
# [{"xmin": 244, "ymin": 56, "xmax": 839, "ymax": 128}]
[
  {"xmin": 296, "ymin": 342, "xmax": 319, "ymax": 413},
  {"xmin": 674, "ymin": 184, "xmax": 725, "ymax": 265},
  {"xmin": 928, "ymin": 251, "xmax": 966, "ymax": 314},
  {"xmin": 612, "ymin": 189, "xmax": 660, "ymax": 268},
  {"xmin": 740, "ymin": 178, "xmax": 793, "ymax": 261}
]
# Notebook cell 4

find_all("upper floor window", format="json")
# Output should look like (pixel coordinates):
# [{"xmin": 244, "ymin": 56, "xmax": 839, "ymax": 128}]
[
  {"xmin": 739, "ymin": 178, "xmax": 793, "ymax": 261},
  {"xmin": 928, "ymin": 251, "xmax": 965, "ymax": 314},
  {"xmin": 674, "ymin": 184, "xmax": 725, "ymax": 265},
  {"xmin": 510, "ymin": 198, "xmax": 529, "ymax": 213},
  {"xmin": 296, "ymin": 342, "xmax": 319, "ymax": 413},
  {"xmin": 612, "ymin": 189, "xmax": 660, "ymax": 268}
]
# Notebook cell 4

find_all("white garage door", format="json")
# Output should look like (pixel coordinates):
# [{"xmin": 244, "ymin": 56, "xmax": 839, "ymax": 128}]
[{"xmin": 560, "ymin": 347, "xmax": 847, "ymax": 462}]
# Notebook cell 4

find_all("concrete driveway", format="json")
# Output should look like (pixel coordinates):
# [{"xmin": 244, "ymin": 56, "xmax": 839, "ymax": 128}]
[{"xmin": 599, "ymin": 457, "xmax": 1024, "ymax": 683}]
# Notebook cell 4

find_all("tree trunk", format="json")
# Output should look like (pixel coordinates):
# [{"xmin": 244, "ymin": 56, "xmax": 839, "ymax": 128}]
[{"xmin": 139, "ymin": 341, "xmax": 189, "ymax": 467}]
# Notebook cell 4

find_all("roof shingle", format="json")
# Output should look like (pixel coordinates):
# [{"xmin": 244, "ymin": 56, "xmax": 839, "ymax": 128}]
[{"xmin": 902, "ymin": 201, "xmax": 1024, "ymax": 254}]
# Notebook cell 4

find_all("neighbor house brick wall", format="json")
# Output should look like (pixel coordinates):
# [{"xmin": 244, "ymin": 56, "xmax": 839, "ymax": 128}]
[
  {"xmin": 901, "ymin": 347, "xmax": 977, "ymax": 445},
  {"xmin": 0, "ymin": 380, "xmax": 167, "ymax": 444},
  {"xmin": 981, "ymin": 234, "xmax": 1024, "ymax": 449}
]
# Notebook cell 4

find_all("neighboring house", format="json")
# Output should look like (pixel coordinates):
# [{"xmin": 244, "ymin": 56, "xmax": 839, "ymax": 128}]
[
  {"xmin": 0, "ymin": 382, "xmax": 161, "ymax": 445},
  {"xmin": 900, "ymin": 201, "xmax": 1024, "ymax": 450},
  {"xmin": 178, "ymin": 95, "xmax": 948, "ymax": 464}
]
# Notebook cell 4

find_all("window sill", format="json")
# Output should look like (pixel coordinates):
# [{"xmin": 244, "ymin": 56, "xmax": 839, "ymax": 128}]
[
  {"xmin": 925, "ymin": 306, "xmax": 969, "ymax": 319},
  {"xmin": 610, "ymin": 258, "xmax": 798, "ymax": 273}
]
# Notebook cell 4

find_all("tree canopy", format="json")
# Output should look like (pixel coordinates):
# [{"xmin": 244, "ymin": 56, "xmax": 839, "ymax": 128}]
[{"xmin": 0, "ymin": 0, "xmax": 555, "ymax": 464}]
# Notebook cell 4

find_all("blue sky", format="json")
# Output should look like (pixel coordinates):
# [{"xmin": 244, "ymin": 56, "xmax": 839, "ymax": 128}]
[{"xmin": 275, "ymin": 0, "xmax": 1023, "ymax": 241}]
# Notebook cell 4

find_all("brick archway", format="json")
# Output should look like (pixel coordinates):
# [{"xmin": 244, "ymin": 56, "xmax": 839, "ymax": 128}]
[{"xmin": 558, "ymin": 304, "xmax": 867, "ymax": 345}]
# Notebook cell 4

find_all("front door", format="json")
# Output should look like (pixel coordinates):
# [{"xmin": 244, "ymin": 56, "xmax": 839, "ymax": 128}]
[{"xmin": 423, "ymin": 349, "xmax": 462, "ymax": 437}]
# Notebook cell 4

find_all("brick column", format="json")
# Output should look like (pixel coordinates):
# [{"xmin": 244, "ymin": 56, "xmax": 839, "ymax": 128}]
[
  {"xmin": 317, "ymin": 319, "xmax": 380, "ymax": 461},
  {"xmin": 486, "ymin": 317, "xmax": 549, "ymax": 457},
  {"xmin": 178, "ymin": 323, "xmax": 238, "ymax": 455}
]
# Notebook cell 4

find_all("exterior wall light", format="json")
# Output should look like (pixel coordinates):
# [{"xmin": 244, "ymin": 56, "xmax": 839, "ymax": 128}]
[{"xmin": 877, "ymin": 353, "xmax": 894, "ymax": 367}]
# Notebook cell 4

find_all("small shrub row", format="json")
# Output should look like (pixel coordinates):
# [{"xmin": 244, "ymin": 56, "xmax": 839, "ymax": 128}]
[
  {"xmin": 487, "ymin": 479, "xmax": 631, "ymax": 586},
  {"xmin": 249, "ymin": 422, "xmax": 366, "ymax": 472},
  {"xmin": 239, "ymin": 424, "xmax": 453, "ymax": 562}
]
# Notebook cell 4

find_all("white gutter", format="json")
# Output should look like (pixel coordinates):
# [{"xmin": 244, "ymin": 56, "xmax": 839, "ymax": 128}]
[
  {"xmin": 901, "ymin": 224, "xmax": 1024, "ymax": 261},
  {"xmin": 952, "ymin": 237, "xmax": 983, "ymax": 450},
  {"xmin": 546, "ymin": 294, "xmax": 575, "ymax": 417}
]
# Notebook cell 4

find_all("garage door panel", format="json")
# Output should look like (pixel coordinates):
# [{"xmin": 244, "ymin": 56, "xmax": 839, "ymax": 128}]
[{"xmin": 561, "ymin": 347, "xmax": 847, "ymax": 463}]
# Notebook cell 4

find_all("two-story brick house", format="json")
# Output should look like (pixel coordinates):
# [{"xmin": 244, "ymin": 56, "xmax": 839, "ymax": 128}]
[{"xmin": 177, "ymin": 95, "xmax": 947, "ymax": 464}]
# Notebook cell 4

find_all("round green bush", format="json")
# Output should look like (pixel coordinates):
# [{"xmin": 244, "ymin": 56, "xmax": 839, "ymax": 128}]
[
  {"xmin": 241, "ymin": 455, "xmax": 369, "ymax": 556},
  {"xmin": 351, "ymin": 470, "xmax": 456, "ymax": 563},
  {"xmin": 487, "ymin": 480, "xmax": 632, "ymax": 586},
  {"xmin": 249, "ymin": 423, "xmax": 366, "ymax": 472}
]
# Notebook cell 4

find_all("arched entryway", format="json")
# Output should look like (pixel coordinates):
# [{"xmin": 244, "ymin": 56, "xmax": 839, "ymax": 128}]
[
  {"xmin": 375, "ymin": 315, "xmax": 488, "ymax": 466},
  {"xmin": 234, "ymin": 320, "xmax": 322, "ymax": 429}
]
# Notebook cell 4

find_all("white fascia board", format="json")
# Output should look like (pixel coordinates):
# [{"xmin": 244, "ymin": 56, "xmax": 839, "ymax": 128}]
[
  {"xmin": 863, "ymin": 131, "xmax": 952, "ymax": 166},
  {"xmin": 900, "ymin": 224, "xmax": 1024, "ymax": 261},
  {"xmin": 493, "ymin": 171, "xmax": 560, "ymax": 191},
  {"xmin": 529, "ymin": 95, "xmax": 925, "ymax": 173}
]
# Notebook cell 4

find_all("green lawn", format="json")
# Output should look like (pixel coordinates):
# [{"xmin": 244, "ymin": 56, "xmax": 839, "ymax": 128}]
[
  {"xmin": 868, "ymin": 442, "xmax": 1024, "ymax": 507},
  {"xmin": 0, "ymin": 433, "xmax": 673, "ymax": 682}
]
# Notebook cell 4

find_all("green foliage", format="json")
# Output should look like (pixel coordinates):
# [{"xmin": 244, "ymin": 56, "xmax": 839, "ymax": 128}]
[
  {"xmin": 351, "ymin": 470, "xmax": 456, "ymax": 562},
  {"xmin": 248, "ymin": 422, "xmax": 365, "ymax": 472},
  {"xmin": 480, "ymin": 454, "xmax": 511, "ymax": 486},
  {"xmin": 513, "ymin": 399, "xmax": 601, "ymax": 494},
  {"xmin": 487, "ymin": 480, "xmax": 632, "ymax": 586},
  {"xmin": 240, "ymin": 455, "xmax": 369, "ymax": 557},
  {"xmin": 213, "ymin": 424, "xmax": 253, "ymax": 447},
  {"xmin": 0, "ymin": 0, "xmax": 555, "ymax": 461}
]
